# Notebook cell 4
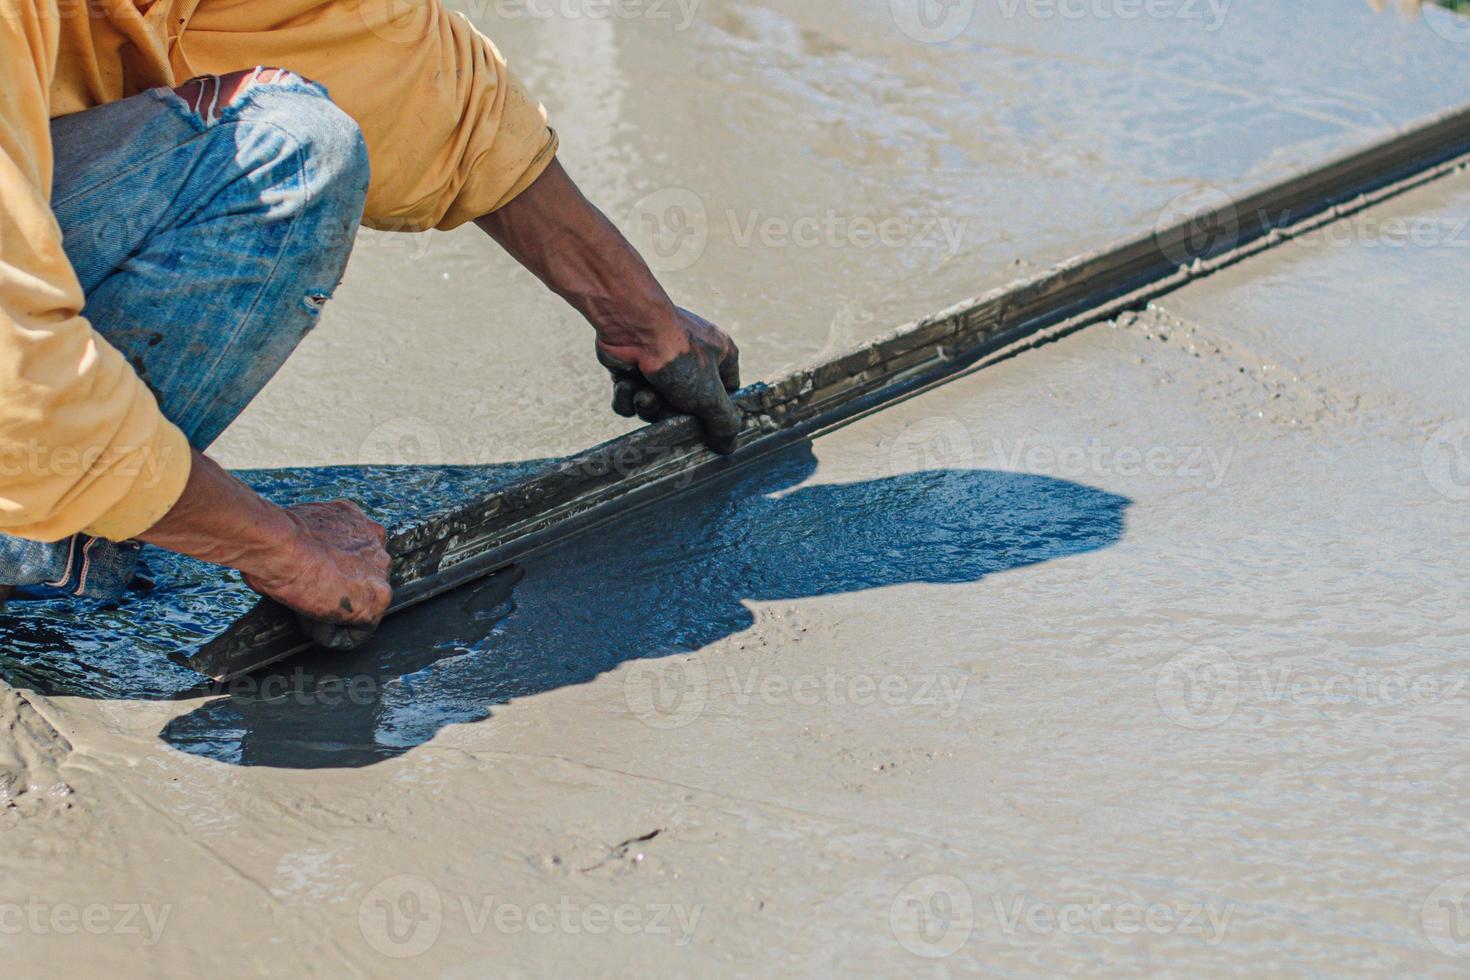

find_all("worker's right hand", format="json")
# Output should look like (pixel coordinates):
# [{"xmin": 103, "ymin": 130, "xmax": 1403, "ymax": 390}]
[
  {"xmin": 240, "ymin": 500, "xmax": 393, "ymax": 642},
  {"xmin": 137, "ymin": 452, "xmax": 393, "ymax": 648}
]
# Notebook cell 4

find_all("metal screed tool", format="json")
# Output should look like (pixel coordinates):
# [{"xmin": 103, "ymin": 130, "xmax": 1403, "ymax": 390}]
[{"xmin": 175, "ymin": 105, "xmax": 1470, "ymax": 681}]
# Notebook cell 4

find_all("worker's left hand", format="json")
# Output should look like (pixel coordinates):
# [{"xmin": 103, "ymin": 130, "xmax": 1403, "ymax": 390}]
[{"xmin": 596, "ymin": 307, "xmax": 744, "ymax": 454}]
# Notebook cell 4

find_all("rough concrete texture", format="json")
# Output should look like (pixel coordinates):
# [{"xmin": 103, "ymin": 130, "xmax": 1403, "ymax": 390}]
[{"xmin": 3, "ymin": 1, "xmax": 1470, "ymax": 975}]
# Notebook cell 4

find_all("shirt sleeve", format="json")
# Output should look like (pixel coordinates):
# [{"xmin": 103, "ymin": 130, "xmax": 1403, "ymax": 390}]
[
  {"xmin": 0, "ymin": 2, "xmax": 192, "ymax": 543},
  {"xmin": 179, "ymin": 0, "xmax": 559, "ymax": 232}
]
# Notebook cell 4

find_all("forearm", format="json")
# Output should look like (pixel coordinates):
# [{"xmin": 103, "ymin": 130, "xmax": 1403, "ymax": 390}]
[
  {"xmin": 477, "ymin": 156, "xmax": 744, "ymax": 453},
  {"xmin": 474, "ymin": 159, "xmax": 681, "ymax": 358},
  {"xmin": 136, "ymin": 450, "xmax": 296, "ymax": 573}
]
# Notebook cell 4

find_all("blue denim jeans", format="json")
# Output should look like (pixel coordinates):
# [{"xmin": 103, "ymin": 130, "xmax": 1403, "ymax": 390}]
[{"xmin": 0, "ymin": 70, "xmax": 370, "ymax": 602}]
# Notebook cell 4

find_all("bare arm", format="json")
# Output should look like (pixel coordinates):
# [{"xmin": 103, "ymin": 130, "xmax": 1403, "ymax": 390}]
[{"xmin": 475, "ymin": 159, "xmax": 743, "ymax": 452}]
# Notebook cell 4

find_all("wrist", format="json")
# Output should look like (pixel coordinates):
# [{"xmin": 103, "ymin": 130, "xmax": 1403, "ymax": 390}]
[
  {"xmin": 139, "ymin": 450, "xmax": 305, "ymax": 578},
  {"xmin": 228, "ymin": 502, "xmax": 305, "ymax": 584},
  {"xmin": 593, "ymin": 303, "xmax": 688, "ymax": 365}
]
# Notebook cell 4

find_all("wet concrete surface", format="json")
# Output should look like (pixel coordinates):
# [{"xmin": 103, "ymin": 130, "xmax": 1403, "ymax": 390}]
[
  {"xmin": 3, "ymin": 2, "xmax": 1470, "ymax": 975},
  {"xmin": 4, "ymin": 165, "xmax": 1468, "ymax": 974},
  {"xmin": 213, "ymin": 0, "xmax": 1470, "ymax": 469}
]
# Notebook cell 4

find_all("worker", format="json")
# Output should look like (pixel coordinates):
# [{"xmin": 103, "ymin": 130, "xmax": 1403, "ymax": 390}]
[{"xmin": 0, "ymin": 1, "xmax": 741, "ymax": 641}]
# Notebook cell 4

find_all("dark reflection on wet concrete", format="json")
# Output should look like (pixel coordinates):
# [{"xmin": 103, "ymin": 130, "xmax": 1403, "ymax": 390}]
[{"xmin": 159, "ymin": 444, "xmax": 1130, "ymax": 768}]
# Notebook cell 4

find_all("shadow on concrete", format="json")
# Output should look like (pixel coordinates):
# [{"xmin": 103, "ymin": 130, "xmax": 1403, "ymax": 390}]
[{"xmin": 153, "ymin": 442, "xmax": 1131, "ymax": 768}]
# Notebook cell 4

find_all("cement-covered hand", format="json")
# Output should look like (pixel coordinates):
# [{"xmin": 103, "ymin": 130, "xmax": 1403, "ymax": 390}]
[
  {"xmin": 137, "ymin": 453, "xmax": 392, "ymax": 648},
  {"xmin": 241, "ymin": 500, "xmax": 393, "ymax": 646},
  {"xmin": 597, "ymin": 308, "xmax": 744, "ymax": 454}
]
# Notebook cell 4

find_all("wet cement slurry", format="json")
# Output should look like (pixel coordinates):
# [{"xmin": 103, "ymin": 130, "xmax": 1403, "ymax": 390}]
[
  {"xmin": 4, "ymin": 161, "xmax": 1469, "ymax": 972},
  {"xmin": 212, "ymin": 0, "xmax": 1470, "ymax": 470},
  {"xmin": 4, "ymin": 0, "xmax": 1470, "ymax": 972}
]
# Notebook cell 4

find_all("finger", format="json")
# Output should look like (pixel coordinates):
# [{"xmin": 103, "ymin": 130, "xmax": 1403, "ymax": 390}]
[
  {"xmin": 696, "ymin": 390, "xmax": 744, "ymax": 455},
  {"xmin": 596, "ymin": 345, "xmax": 638, "ymax": 374},
  {"xmin": 611, "ymin": 378, "xmax": 639, "ymax": 417},
  {"xmin": 719, "ymin": 348, "xmax": 741, "ymax": 392},
  {"xmin": 633, "ymin": 387, "xmax": 668, "ymax": 423},
  {"xmin": 365, "ymin": 546, "xmax": 392, "ymax": 579},
  {"xmin": 298, "ymin": 614, "xmax": 378, "ymax": 651}
]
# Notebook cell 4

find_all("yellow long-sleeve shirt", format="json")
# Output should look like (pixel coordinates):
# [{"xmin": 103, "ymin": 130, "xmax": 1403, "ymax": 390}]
[{"xmin": 0, "ymin": 0, "xmax": 556, "ymax": 542}]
